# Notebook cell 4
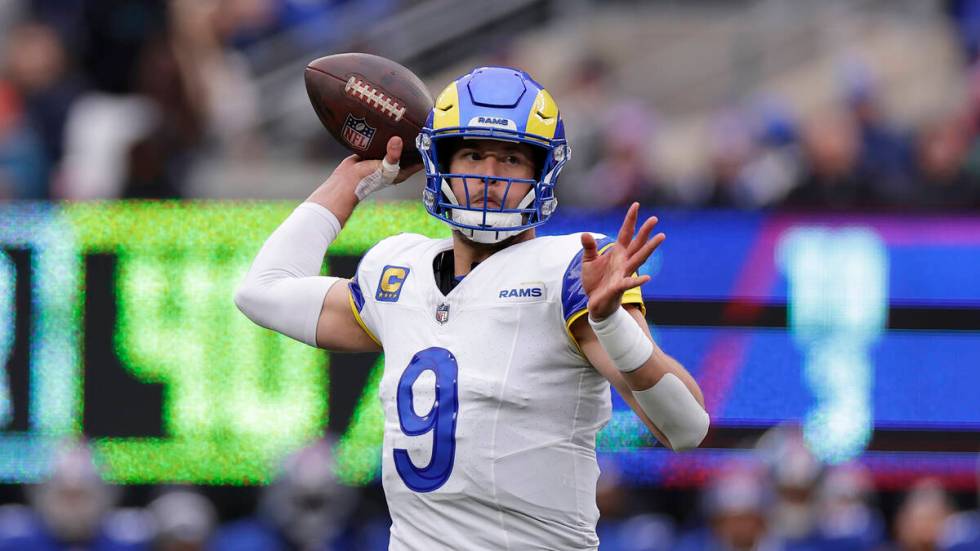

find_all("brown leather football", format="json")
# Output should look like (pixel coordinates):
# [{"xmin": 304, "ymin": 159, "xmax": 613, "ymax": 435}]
[{"xmin": 305, "ymin": 53, "xmax": 433, "ymax": 166}]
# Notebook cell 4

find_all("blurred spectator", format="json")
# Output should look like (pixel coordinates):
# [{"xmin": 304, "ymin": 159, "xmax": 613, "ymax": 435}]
[
  {"xmin": 913, "ymin": 116, "xmax": 978, "ymax": 209},
  {"xmin": 58, "ymin": 92, "xmax": 158, "ymax": 199},
  {"xmin": 146, "ymin": 488, "xmax": 217, "ymax": 551},
  {"xmin": 942, "ymin": 509, "xmax": 980, "ymax": 551},
  {"xmin": 784, "ymin": 108, "xmax": 870, "ymax": 210},
  {"xmin": 55, "ymin": 1, "xmax": 182, "ymax": 200},
  {"xmin": 755, "ymin": 424, "xmax": 828, "ymax": 550},
  {"xmin": 0, "ymin": 1, "xmax": 25, "ymax": 38},
  {"xmin": 170, "ymin": 0, "xmax": 262, "ymax": 158},
  {"xmin": 3, "ymin": 20, "xmax": 84, "ymax": 197},
  {"xmin": 121, "ymin": 32, "xmax": 203, "ymax": 199},
  {"xmin": 0, "ymin": 80, "xmax": 46, "ymax": 200},
  {"xmin": 838, "ymin": 60, "xmax": 917, "ymax": 207},
  {"xmin": 77, "ymin": 0, "xmax": 168, "ymax": 95},
  {"xmin": 596, "ymin": 462, "xmax": 675, "ymax": 551},
  {"xmin": 939, "ymin": 458, "xmax": 980, "ymax": 551},
  {"xmin": 0, "ymin": 440, "xmax": 151, "ymax": 550},
  {"xmin": 581, "ymin": 100, "xmax": 666, "ymax": 208},
  {"xmin": 674, "ymin": 463, "xmax": 781, "ymax": 551},
  {"xmin": 211, "ymin": 440, "xmax": 361, "ymax": 551},
  {"xmin": 741, "ymin": 97, "xmax": 803, "ymax": 207},
  {"xmin": 816, "ymin": 463, "xmax": 885, "ymax": 551},
  {"xmin": 881, "ymin": 478, "xmax": 955, "ymax": 551},
  {"xmin": 558, "ymin": 56, "xmax": 620, "ymax": 206},
  {"xmin": 947, "ymin": 0, "xmax": 980, "ymax": 65},
  {"xmin": 703, "ymin": 109, "xmax": 757, "ymax": 208},
  {"xmin": 206, "ymin": 0, "xmax": 279, "ymax": 50},
  {"xmin": 704, "ymin": 101, "xmax": 800, "ymax": 209}
]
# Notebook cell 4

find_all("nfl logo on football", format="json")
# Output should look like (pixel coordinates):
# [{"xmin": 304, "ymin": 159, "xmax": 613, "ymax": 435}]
[
  {"xmin": 435, "ymin": 303, "xmax": 450, "ymax": 324},
  {"xmin": 342, "ymin": 114, "xmax": 376, "ymax": 150}
]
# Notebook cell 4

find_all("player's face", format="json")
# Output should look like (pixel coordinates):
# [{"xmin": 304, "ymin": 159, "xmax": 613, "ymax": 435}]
[{"xmin": 447, "ymin": 140, "xmax": 536, "ymax": 210}]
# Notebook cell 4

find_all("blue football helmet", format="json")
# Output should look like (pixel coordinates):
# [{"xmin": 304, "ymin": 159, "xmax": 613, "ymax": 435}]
[{"xmin": 417, "ymin": 67, "xmax": 570, "ymax": 243}]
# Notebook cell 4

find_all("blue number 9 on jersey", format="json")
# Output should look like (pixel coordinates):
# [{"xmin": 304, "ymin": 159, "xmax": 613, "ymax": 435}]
[{"xmin": 394, "ymin": 347, "xmax": 459, "ymax": 492}]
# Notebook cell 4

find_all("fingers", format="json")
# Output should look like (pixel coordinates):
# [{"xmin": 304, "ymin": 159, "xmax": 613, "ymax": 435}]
[
  {"xmin": 581, "ymin": 232, "xmax": 599, "ymax": 262},
  {"xmin": 619, "ymin": 274, "xmax": 651, "ymax": 292},
  {"xmin": 616, "ymin": 202, "xmax": 639, "ymax": 247},
  {"xmin": 627, "ymin": 215, "xmax": 659, "ymax": 256},
  {"xmin": 625, "ymin": 232, "xmax": 665, "ymax": 274}
]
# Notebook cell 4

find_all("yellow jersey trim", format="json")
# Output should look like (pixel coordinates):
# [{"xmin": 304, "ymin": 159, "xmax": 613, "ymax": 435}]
[{"xmin": 348, "ymin": 289, "xmax": 382, "ymax": 347}]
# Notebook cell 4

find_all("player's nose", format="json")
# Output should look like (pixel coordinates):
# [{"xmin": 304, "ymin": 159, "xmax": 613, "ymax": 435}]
[{"xmin": 473, "ymin": 156, "xmax": 502, "ymax": 178}]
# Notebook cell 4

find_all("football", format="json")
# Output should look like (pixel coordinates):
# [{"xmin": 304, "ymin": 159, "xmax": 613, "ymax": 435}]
[{"xmin": 305, "ymin": 53, "xmax": 433, "ymax": 166}]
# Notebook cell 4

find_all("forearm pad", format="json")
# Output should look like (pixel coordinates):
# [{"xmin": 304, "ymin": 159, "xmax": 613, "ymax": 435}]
[
  {"xmin": 234, "ymin": 202, "xmax": 343, "ymax": 347},
  {"xmin": 634, "ymin": 374, "xmax": 710, "ymax": 451}
]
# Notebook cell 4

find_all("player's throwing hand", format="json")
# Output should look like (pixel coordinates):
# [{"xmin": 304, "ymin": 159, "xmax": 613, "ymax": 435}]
[
  {"xmin": 580, "ymin": 202, "xmax": 665, "ymax": 321},
  {"xmin": 307, "ymin": 136, "xmax": 418, "ymax": 224}
]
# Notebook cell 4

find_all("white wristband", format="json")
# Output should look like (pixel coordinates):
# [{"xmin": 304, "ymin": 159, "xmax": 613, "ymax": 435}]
[
  {"xmin": 588, "ymin": 307, "xmax": 653, "ymax": 373},
  {"xmin": 633, "ymin": 373, "xmax": 710, "ymax": 451},
  {"xmin": 234, "ymin": 202, "xmax": 343, "ymax": 347}
]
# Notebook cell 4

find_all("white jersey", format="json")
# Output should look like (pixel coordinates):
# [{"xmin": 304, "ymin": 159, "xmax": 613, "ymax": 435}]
[{"xmin": 348, "ymin": 232, "xmax": 643, "ymax": 550}]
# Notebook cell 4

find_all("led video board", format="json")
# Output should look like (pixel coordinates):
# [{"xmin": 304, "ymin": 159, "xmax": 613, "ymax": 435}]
[{"xmin": 0, "ymin": 203, "xmax": 977, "ymax": 486}]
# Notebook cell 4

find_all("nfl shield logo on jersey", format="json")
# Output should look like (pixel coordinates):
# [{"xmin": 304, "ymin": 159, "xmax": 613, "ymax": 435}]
[
  {"xmin": 435, "ymin": 303, "xmax": 450, "ymax": 324},
  {"xmin": 342, "ymin": 114, "xmax": 376, "ymax": 151}
]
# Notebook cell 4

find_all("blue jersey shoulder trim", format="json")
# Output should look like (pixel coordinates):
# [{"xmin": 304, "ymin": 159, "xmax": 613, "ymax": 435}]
[
  {"xmin": 561, "ymin": 236, "xmax": 615, "ymax": 322},
  {"xmin": 349, "ymin": 276, "xmax": 365, "ymax": 313}
]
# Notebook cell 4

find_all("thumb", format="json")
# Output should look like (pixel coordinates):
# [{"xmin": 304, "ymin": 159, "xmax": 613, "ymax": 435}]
[
  {"xmin": 581, "ymin": 232, "xmax": 599, "ymax": 262},
  {"xmin": 384, "ymin": 136, "xmax": 404, "ymax": 167},
  {"xmin": 380, "ymin": 137, "xmax": 402, "ymax": 181}
]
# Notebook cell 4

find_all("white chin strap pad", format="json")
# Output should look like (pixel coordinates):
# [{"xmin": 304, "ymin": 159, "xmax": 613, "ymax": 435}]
[{"xmin": 440, "ymin": 179, "xmax": 536, "ymax": 244}]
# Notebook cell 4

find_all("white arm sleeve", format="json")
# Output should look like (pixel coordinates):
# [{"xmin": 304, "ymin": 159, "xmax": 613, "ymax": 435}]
[{"xmin": 234, "ymin": 202, "xmax": 343, "ymax": 347}]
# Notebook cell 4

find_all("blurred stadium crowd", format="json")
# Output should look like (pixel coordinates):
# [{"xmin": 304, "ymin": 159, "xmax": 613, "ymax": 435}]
[
  {"xmin": 0, "ymin": 0, "xmax": 979, "ymax": 209},
  {"xmin": 0, "ymin": 427, "xmax": 978, "ymax": 550},
  {"xmin": 0, "ymin": 0, "xmax": 979, "ymax": 550}
]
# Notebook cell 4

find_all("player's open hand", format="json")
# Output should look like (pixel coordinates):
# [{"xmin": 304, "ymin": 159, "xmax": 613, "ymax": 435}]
[{"xmin": 580, "ymin": 202, "xmax": 664, "ymax": 321}]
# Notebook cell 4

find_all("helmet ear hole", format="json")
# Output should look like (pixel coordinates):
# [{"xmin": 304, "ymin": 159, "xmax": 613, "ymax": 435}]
[{"xmin": 530, "ymin": 146, "xmax": 548, "ymax": 177}]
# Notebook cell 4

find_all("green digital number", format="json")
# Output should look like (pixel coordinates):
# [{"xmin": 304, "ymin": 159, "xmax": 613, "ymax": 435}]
[
  {"xmin": 65, "ymin": 201, "xmax": 448, "ymax": 484},
  {"xmin": 111, "ymin": 248, "xmax": 326, "ymax": 481}
]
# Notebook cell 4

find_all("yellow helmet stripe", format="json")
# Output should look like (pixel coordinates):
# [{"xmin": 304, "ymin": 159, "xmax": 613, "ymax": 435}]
[
  {"xmin": 524, "ymin": 88, "xmax": 559, "ymax": 140},
  {"xmin": 432, "ymin": 82, "xmax": 460, "ymax": 131}
]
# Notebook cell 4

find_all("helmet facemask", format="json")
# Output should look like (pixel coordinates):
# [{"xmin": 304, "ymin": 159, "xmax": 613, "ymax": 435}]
[{"xmin": 419, "ymin": 130, "xmax": 568, "ymax": 244}]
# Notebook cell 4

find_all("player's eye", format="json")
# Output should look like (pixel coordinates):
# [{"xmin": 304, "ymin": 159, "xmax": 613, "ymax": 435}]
[{"xmin": 505, "ymin": 155, "xmax": 520, "ymax": 165}]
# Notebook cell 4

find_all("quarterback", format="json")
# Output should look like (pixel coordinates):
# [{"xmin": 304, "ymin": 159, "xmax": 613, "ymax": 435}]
[{"xmin": 236, "ymin": 67, "xmax": 709, "ymax": 550}]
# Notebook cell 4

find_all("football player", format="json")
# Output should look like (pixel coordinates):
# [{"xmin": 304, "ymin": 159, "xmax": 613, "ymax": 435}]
[{"xmin": 236, "ymin": 66, "xmax": 709, "ymax": 550}]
